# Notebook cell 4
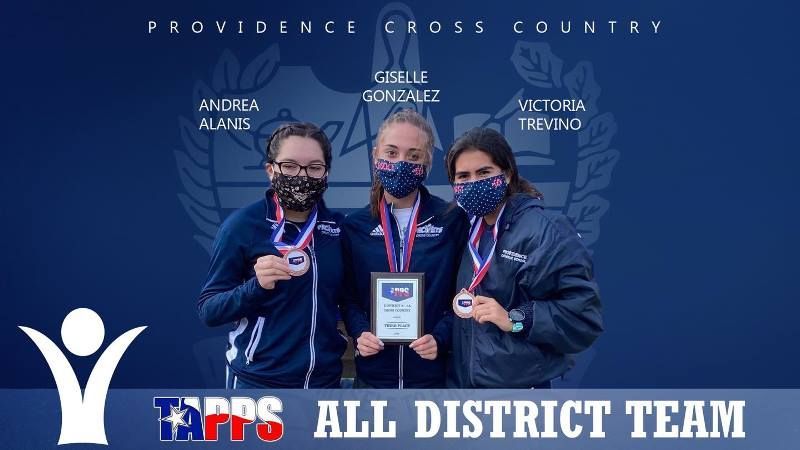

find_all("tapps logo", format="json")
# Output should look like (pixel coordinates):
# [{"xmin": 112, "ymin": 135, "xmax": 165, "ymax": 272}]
[
  {"xmin": 288, "ymin": 256, "xmax": 305, "ymax": 265},
  {"xmin": 154, "ymin": 396, "xmax": 283, "ymax": 442},
  {"xmin": 382, "ymin": 283, "xmax": 414, "ymax": 301},
  {"xmin": 174, "ymin": 3, "xmax": 619, "ymax": 256}
]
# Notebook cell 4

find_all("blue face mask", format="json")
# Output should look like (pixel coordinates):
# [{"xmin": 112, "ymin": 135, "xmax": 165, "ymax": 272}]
[
  {"xmin": 453, "ymin": 174, "xmax": 508, "ymax": 217},
  {"xmin": 375, "ymin": 159, "xmax": 427, "ymax": 199}
]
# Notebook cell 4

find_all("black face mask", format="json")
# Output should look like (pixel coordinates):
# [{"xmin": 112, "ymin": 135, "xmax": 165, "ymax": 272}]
[{"xmin": 271, "ymin": 174, "xmax": 328, "ymax": 212}]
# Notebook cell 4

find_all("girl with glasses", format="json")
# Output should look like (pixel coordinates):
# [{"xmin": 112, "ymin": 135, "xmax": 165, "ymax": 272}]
[{"xmin": 198, "ymin": 122, "xmax": 348, "ymax": 389}]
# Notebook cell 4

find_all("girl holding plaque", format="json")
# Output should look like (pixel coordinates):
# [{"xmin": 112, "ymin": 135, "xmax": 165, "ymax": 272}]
[
  {"xmin": 340, "ymin": 109, "xmax": 470, "ymax": 388},
  {"xmin": 445, "ymin": 127, "xmax": 603, "ymax": 388},
  {"xmin": 198, "ymin": 122, "xmax": 348, "ymax": 389}
]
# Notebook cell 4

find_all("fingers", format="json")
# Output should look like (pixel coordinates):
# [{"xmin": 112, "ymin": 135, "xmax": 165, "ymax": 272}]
[
  {"xmin": 254, "ymin": 255, "xmax": 290, "ymax": 273},
  {"xmin": 357, "ymin": 333, "xmax": 439, "ymax": 360},
  {"xmin": 409, "ymin": 335, "xmax": 437, "ymax": 360},
  {"xmin": 473, "ymin": 295, "xmax": 496, "ymax": 306},
  {"xmin": 253, "ymin": 255, "xmax": 292, "ymax": 290},
  {"xmin": 256, "ymin": 274, "xmax": 292, "ymax": 290},
  {"xmin": 255, "ymin": 268, "xmax": 292, "ymax": 277},
  {"xmin": 361, "ymin": 332, "xmax": 384, "ymax": 348},
  {"xmin": 417, "ymin": 349, "xmax": 437, "ymax": 360},
  {"xmin": 357, "ymin": 344, "xmax": 379, "ymax": 357},
  {"xmin": 472, "ymin": 304, "xmax": 500, "ymax": 324},
  {"xmin": 408, "ymin": 334, "xmax": 432, "ymax": 349},
  {"xmin": 471, "ymin": 304, "xmax": 490, "ymax": 321},
  {"xmin": 357, "ymin": 332, "xmax": 384, "ymax": 354},
  {"xmin": 409, "ymin": 334, "xmax": 434, "ymax": 350},
  {"xmin": 358, "ymin": 339, "xmax": 382, "ymax": 352}
]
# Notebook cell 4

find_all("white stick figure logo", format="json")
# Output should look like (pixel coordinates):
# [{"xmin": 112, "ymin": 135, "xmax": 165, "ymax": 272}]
[{"xmin": 18, "ymin": 308, "xmax": 146, "ymax": 445}]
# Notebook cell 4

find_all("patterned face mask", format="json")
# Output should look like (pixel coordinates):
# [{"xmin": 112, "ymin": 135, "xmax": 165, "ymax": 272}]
[
  {"xmin": 453, "ymin": 174, "xmax": 508, "ymax": 217},
  {"xmin": 271, "ymin": 173, "xmax": 328, "ymax": 212},
  {"xmin": 374, "ymin": 159, "xmax": 427, "ymax": 199}
]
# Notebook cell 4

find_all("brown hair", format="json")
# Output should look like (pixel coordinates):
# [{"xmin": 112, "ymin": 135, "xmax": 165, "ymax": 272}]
[
  {"xmin": 445, "ymin": 127, "xmax": 543, "ymax": 199},
  {"xmin": 266, "ymin": 122, "xmax": 333, "ymax": 168},
  {"xmin": 369, "ymin": 109, "xmax": 435, "ymax": 216}
]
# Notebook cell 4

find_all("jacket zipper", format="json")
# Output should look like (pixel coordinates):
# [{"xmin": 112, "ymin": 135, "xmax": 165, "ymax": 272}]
[
  {"xmin": 399, "ymin": 347, "xmax": 404, "ymax": 389},
  {"xmin": 245, "ymin": 317, "xmax": 265, "ymax": 365},
  {"xmin": 303, "ymin": 240, "xmax": 319, "ymax": 388},
  {"xmin": 390, "ymin": 205, "xmax": 406, "ymax": 389},
  {"xmin": 468, "ymin": 289, "xmax": 476, "ymax": 387}
]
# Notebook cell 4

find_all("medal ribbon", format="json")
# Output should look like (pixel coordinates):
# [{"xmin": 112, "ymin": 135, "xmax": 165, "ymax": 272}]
[
  {"xmin": 378, "ymin": 193, "xmax": 421, "ymax": 272},
  {"xmin": 467, "ymin": 203, "xmax": 507, "ymax": 292},
  {"xmin": 270, "ymin": 193, "xmax": 317, "ymax": 255}
]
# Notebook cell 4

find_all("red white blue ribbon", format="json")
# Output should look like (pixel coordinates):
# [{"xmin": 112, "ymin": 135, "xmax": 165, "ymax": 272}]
[
  {"xmin": 378, "ymin": 193, "xmax": 421, "ymax": 272},
  {"xmin": 270, "ymin": 194, "xmax": 317, "ymax": 255},
  {"xmin": 467, "ymin": 203, "xmax": 506, "ymax": 292}
]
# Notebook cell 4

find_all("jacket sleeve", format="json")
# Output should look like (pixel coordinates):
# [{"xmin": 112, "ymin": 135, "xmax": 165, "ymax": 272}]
[
  {"xmin": 516, "ymin": 214, "xmax": 603, "ymax": 354},
  {"xmin": 339, "ymin": 221, "xmax": 371, "ymax": 339},
  {"xmin": 197, "ymin": 218, "xmax": 288, "ymax": 327},
  {"xmin": 430, "ymin": 209, "xmax": 470, "ymax": 352}
]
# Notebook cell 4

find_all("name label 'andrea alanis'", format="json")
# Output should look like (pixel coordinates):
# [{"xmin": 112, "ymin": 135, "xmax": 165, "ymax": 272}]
[{"xmin": 198, "ymin": 98, "xmax": 260, "ymax": 130}]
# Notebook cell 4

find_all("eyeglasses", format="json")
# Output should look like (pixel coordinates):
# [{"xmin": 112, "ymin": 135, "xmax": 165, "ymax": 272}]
[{"xmin": 271, "ymin": 160, "xmax": 328, "ymax": 179}]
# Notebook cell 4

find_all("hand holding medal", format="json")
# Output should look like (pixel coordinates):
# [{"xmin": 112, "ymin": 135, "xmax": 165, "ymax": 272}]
[
  {"xmin": 453, "ymin": 204, "xmax": 507, "ymax": 319},
  {"xmin": 471, "ymin": 295, "xmax": 512, "ymax": 332},
  {"xmin": 254, "ymin": 255, "xmax": 292, "ymax": 289},
  {"xmin": 270, "ymin": 194, "xmax": 317, "ymax": 277}
]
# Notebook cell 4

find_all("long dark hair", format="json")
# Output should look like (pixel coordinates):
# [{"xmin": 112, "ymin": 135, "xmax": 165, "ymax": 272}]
[
  {"xmin": 266, "ymin": 122, "xmax": 333, "ymax": 168},
  {"xmin": 369, "ymin": 108, "xmax": 435, "ymax": 216},
  {"xmin": 445, "ymin": 127, "xmax": 543, "ymax": 199}
]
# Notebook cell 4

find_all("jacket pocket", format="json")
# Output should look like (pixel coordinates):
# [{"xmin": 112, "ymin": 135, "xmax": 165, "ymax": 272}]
[{"xmin": 473, "ymin": 326, "xmax": 549, "ymax": 388}]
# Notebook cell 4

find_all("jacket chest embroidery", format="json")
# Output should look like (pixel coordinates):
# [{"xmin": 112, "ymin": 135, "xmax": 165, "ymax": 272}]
[
  {"xmin": 416, "ymin": 223, "xmax": 443, "ymax": 238},
  {"xmin": 499, "ymin": 249, "xmax": 527, "ymax": 264},
  {"xmin": 368, "ymin": 223, "xmax": 444, "ymax": 238},
  {"xmin": 316, "ymin": 223, "xmax": 340, "ymax": 237}
]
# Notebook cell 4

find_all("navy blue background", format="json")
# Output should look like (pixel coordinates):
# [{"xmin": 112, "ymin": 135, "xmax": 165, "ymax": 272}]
[{"xmin": 1, "ymin": 0, "xmax": 797, "ymax": 388}]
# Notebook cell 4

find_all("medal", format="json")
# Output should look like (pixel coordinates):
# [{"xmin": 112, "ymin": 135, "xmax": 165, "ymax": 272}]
[
  {"xmin": 453, "ymin": 203, "xmax": 507, "ymax": 317},
  {"xmin": 453, "ymin": 288, "xmax": 476, "ymax": 318},
  {"xmin": 283, "ymin": 247, "xmax": 310, "ymax": 276},
  {"xmin": 270, "ymin": 194, "xmax": 317, "ymax": 277},
  {"xmin": 378, "ymin": 193, "xmax": 421, "ymax": 273}
]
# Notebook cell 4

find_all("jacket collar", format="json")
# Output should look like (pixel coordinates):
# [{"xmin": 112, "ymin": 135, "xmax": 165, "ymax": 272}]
[
  {"xmin": 498, "ymin": 193, "xmax": 545, "ymax": 230},
  {"xmin": 384, "ymin": 185, "xmax": 438, "ymax": 222}
]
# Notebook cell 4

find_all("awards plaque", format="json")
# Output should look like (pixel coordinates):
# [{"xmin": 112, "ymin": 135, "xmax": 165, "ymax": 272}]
[{"xmin": 370, "ymin": 272, "xmax": 424, "ymax": 343}]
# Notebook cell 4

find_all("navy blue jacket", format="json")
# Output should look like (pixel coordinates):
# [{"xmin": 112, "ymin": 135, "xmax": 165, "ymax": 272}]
[
  {"xmin": 197, "ymin": 189, "xmax": 347, "ymax": 388},
  {"xmin": 340, "ymin": 186, "xmax": 470, "ymax": 388},
  {"xmin": 449, "ymin": 194, "xmax": 603, "ymax": 388}
]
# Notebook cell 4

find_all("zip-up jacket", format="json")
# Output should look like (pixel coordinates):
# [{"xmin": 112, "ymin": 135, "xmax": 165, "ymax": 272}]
[
  {"xmin": 197, "ymin": 190, "xmax": 347, "ymax": 388},
  {"xmin": 449, "ymin": 193, "xmax": 604, "ymax": 388},
  {"xmin": 340, "ymin": 186, "xmax": 470, "ymax": 388}
]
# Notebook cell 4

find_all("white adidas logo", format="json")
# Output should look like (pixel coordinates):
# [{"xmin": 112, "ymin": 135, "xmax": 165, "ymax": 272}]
[{"xmin": 370, "ymin": 225, "xmax": 384, "ymax": 237}]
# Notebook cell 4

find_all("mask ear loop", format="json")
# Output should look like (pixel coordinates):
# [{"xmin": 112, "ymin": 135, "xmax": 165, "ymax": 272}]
[{"xmin": 423, "ymin": 148, "xmax": 433, "ymax": 180}]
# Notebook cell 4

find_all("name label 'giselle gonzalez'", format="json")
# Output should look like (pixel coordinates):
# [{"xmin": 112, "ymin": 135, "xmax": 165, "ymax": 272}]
[
  {"xmin": 197, "ymin": 98, "xmax": 260, "ymax": 131},
  {"xmin": 363, "ymin": 70, "xmax": 440, "ymax": 103}
]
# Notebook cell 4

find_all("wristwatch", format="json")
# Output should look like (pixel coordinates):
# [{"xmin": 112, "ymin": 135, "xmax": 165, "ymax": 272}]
[{"xmin": 508, "ymin": 308, "xmax": 525, "ymax": 333}]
